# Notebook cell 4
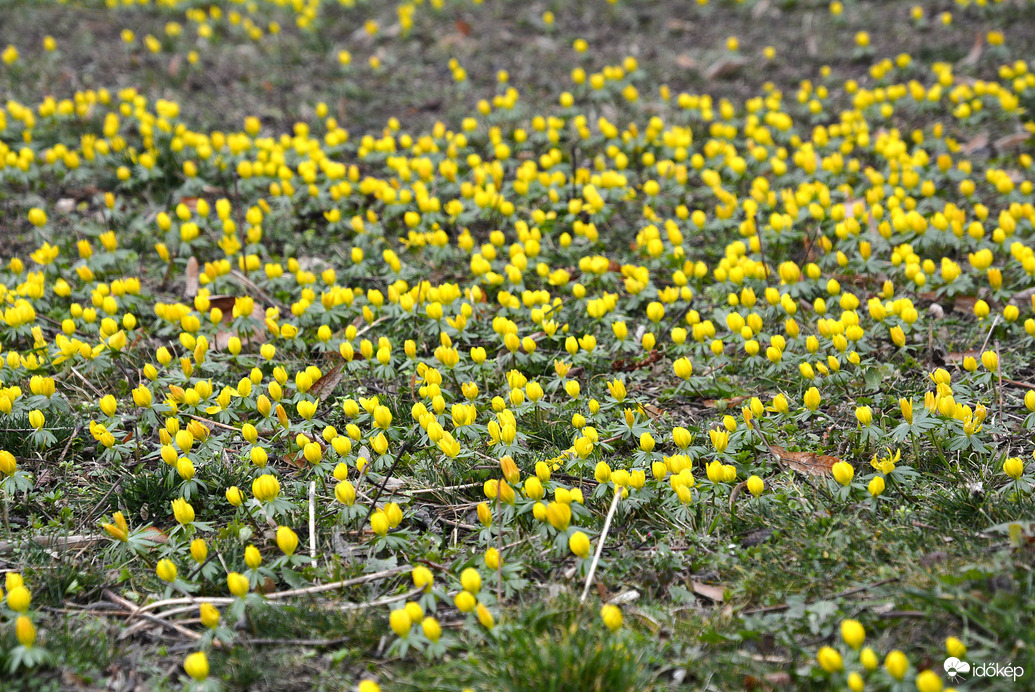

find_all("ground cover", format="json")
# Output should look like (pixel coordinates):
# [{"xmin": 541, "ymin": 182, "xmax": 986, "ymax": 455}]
[{"xmin": 2, "ymin": 0, "xmax": 1035, "ymax": 689}]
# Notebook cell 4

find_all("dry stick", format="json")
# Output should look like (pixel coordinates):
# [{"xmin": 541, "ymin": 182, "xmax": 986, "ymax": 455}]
[
  {"xmin": 125, "ymin": 565, "xmax": 411, "ymax": 618},
  {"xmin": 995, "ymin": 340, "xmax": 1005, "ymax": 426},
  {"xmin": 579, "ymin": 488, "xmax": 623, "ymax": 604},
  {"xmin": 979, "ymin": 314, "xmax": 1001, "ymax": 354},
  {"xmin": 105, "ymin": 590, "xmax": 206, "ymax": 643},
  {"xmin": 359, "ymin": 437, "xmax": 415, "ymax": 531},
  {"xmin": 402, "ymin": 482, "xmax": 482, "ymax": 496},
  {"xmin": 495, "ymin": 481, "xmax": 503, "ymax": 605},
  {"xmin": 0, "ymin": 534, "xmax": 104, "ymax": 555},
  {"xmin": 308, "ymin": 481, "xmax": 318, "ymax": 569}
]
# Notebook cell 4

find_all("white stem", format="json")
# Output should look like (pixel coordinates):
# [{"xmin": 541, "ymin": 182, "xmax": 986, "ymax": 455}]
[
  {"xmin": 580, "ymin": 488, "xmax": 622, "ymax": 604},
  {"xmin": 309, "ymin": 481, "xmax": 318, "ymax": 568}
]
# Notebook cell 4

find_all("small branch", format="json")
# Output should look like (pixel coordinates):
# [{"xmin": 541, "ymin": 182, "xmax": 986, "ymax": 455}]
[
  {"xmin": 106, "ymin": 590, "xmax": 207, "ymax": 644},
  {"xmin": 124, "ymin": 565, "xmax": 410, "ymax": 617},
  {"xmin": 580, "ymin": 488, "xmax": 622, "ymax": 604},
  {"xmin": 308, "ymin": 481, "xmax": 318, "ymax": 569}
]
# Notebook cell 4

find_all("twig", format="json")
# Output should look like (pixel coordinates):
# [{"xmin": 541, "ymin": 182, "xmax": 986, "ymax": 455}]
[
  {"xmin": 402, "ymin": 482, "xmax": 482, "ymax": 496},
  {"xmin": 308, "ymin": 481, "xmax": 318, "ymax": 569},
  {"xmin": 580, "ymin": 488, "xmax": 622, "ymax": 604},
  {"xmin": 105, "ymin": 590, "xmax": 206, "ymax": 643},
  {"xmin": 123, "ymin": 565, "xmax": 410, "ymax": 618},
  {"xmin": 359, "ymin": 437, "xmax": 415, "ymax": 531},
  {"xmin": 978, "ymin": 314, "xmax": 1000, "ymax": 354},
  {"xmin": 741, "ymin": 578, "xmax": 900, "ymax": 615},
  {"xmin": 0, "ymin": 534, "xmax": 104, "ymax": 555}
]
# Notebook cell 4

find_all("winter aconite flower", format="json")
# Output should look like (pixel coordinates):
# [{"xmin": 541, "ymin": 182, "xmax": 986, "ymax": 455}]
[
  {"xmin": 817, "ymin": 646, "xmax": 843, "ymax": 673},
  {"xmin": 600, "ymin": 604, "xmax": 623, "ymax": 631},
  {"xmin": 840, "ymin": 619, "xmax": 865, "ymax": 649},
  {"xmin": 832, "ymin": 461, "xmax": 854, "ymax": 486},
  {"xmin": 183, "ymin": 651, "xmax": 209, "ymax": 681},
  {"xmin": 569, "ymin": 531, "xmax": 590, "ymax": 558}
]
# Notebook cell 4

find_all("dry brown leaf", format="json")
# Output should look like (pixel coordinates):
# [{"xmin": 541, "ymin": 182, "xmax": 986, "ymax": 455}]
[
  {"xmin": 959, "ymin": 31, "xmax": 984, "ymax": 67},
  {"xmin": 1009, "ymin": 287, "xmax": 1035, "ymax": 307},
  {"xmin": 704, "ymin": 56, "xmax": 749, "ymax": 80},
  {"xmin": 641, "ymin": 403, "xmax": 665, "ymax": 421},
  {"xmin": 184, "ymin": 256, "xmax": 199, "ymax": 298},
  {"xmin": 995, "ymin": 132, "xmax": 1032, "ymax": 152},
  {"xmin": 308, "ymin": 363, "xmax": 344, "ymax": 402},
  {"xmin": 962, "ymin": 131, "xmax": 989, "ymax": 156},
  {"xmin": 953, "ymin": 295, "xmax": 980, "ymax": 314},
  {"xmin": 946, "ymin": 349, "xmax": 979, "ymax": 363},
  {"xmin": 703, "ymin": 395, "xmax": 750, "ymax": 408},
  {"xmin": 675, "ymin": 53, "xmax": 699, "ymax": 71},
  {"xmin": 767, "ymin": 445, "xmax": 837, "ymax": 476},
  {"xmin": 691, "ymin": 581, "xmax": 726, "ymax": 602}
]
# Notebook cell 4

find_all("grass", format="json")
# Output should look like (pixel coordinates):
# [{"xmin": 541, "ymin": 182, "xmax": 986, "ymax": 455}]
[{"xmin": 2, "ymin": 0, "xmax": 1035, "ymax": 690}]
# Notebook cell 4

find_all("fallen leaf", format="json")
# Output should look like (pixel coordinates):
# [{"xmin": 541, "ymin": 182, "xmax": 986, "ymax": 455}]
[
  {"xmin": 1008, "ymin": 286, "xmax": 1035, "ymax": 307},
  {"xmin": 184, "ymin": 256, "xmax": 199, "ymax": 298},
  {"xmin": 641, "ymin": 403, "xmax": 665, "ymax": 421},
  {"xmin": 958, "ymin": 31, "xmax": 984, "ymax": 67},
  {"xmin": 952, "ymin": 295, "xmax": 980, "ymax": 314},
  {"xmin": 675, "ymin": 53, "xmax": 699, "ymax": 71},
  {"xmin": 455, "ymin": 19, "xmax": 471, "ymax": 36},
  {"xmin": 308, "ymin": 363, "xmax": 344, "ymax": 401},
  {"xmin": 946, "ymin": 349, "xmax": 979, "ymax": 363},
  {"xmin": 702, "ymin": 396, "xmax": 750, "ymax": 408},
  {"xmin": 140, "ymin": 527, "xmax": 168, "ymax": 544},
  {"xmin": 961, "ymin": 131, "xmax": 989, "ymax": 156},
  {"xmin": 995, "ymin": 132, "xmax": 1031, "ymax": 152},
  {"xmin": 704, "ymin": 56, "xmax": 749, "ymax": 80},
  {"xmin": 691, "ymin": 581, "xmax": 725, "ymax": 602},
  {"xmin": 767, "ymin": 445, "xmax": 837, "ymax": 476}
]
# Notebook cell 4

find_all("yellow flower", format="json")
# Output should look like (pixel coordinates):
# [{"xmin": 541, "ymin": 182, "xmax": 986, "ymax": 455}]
[
  {"xmin": 277, "ymin": 526, "xmax": 299, "ymax": 555},
  {"xmin": 171, "ymin": 498, "xmax": 195, "ymax": 524},
  {"xmin": 15, "ymin": 615, "xmax": 36, "ymax": 647},
  {"xmin": 1004, "ymin": 457, "xmax": 1024, "ymax": 480},
  {"xmin": 840, "ymin": 619, "xmax": 865, "ymax": 649},
  {"xmin": 709, "ymin": 428, "xmax": 729, "ymax": 454},
  {"xmin": 200, "ymin": 603, "xmax": 220, "ymax": 629},
  {"xmin": 190, "ymin": 538, "xmax": 208, "ymax": 563},
  {"xmin": 832, "ymin": 461, "xmax": 854, "ymax": 486},
  {"xmin": 600, "ymin": 604, "xmax": 623, "ymax": 631},
  {"xmin": 389, "ymin": 608, "xmax": 411, "ymax": 637},
  {"xmin": 545, "ymin": 502, "xmax": 571, "ymax": 531},
  {"xmin": 868, "ymin": 476, "xmax": 885, "ymax": 497},
  {"xmin": 0, "ymin": 450, "xmax": 16, "ymax": 476},
  {"xmin": 412, "ymin": 566, "xmax": 433, "ymax": 592},
  {"xmin": 476, "ymin": 602, "xmax": 495, "ymax": 629},
  {"xmin": 673, "ymin": 357, "xmax": 693, "ymax": 379},
  {"xmin": 915, "ymin": 670, "xmax": 943, "ymax": 692},
  {"xmin": 803, "ymin": 387, "xmax": 821, "ymax": 412},
  {"xmin": 460, "ymin": 567, "xmax": 482, "ymax": 594},
  {"xmin": 945, "ymin": 636, "xmax": 966, "ymax": 658},
  {"xmin": 421, "ymin": 616, "xmax": 442, "ymax": 641},
  {"xmin": 371, "ymin": 512, "xmax": 389, "ymax": 536},
  {"xmin": 747, "ymin": 475, "xmax": 764, "ymax": 497},
  {"xmin": 6, "ymin": 585, "xmax": 31, "ymax": 612},
  {"xmin": 335, "ymin": 480, "xmax": 356, "ymax": 505},
  {"xmin": 454, "ymin": 590, "xmax": 476, "ymax": 612},
  {"xmin": 156, "ymin": 559, "xmax": 178, "ymax": 582},
  {"xmin": 569, "ymin": 531, "xmax": 591, "ymax": 558},
  {"xmin": 817, "ymin": 646, "xmax": 843, "ymax": 673},
  {"xmin": 885, "ymin": 650, "xmax": 909, "ymax": 680},
  {"xmin": 226, "ymin": 486, "xmax": 244, "ymax": 506},
  {"xmin": 227, "ymin": 572, "xmax": 249, "ymax": 597},
  {"xmin": 245, "ymin": 545, "xmax": 262, "ymax": 569},
  {"xmin": 103, "ymin": 511, "xmax": 129, "ymax": 542},
  {"xmin": 183, "ymin": 651, "xmax": 209, "ymax": 681},
  {"xmin": 607, "ymin": 378, "xmax": 627, "ymax": 402}
]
